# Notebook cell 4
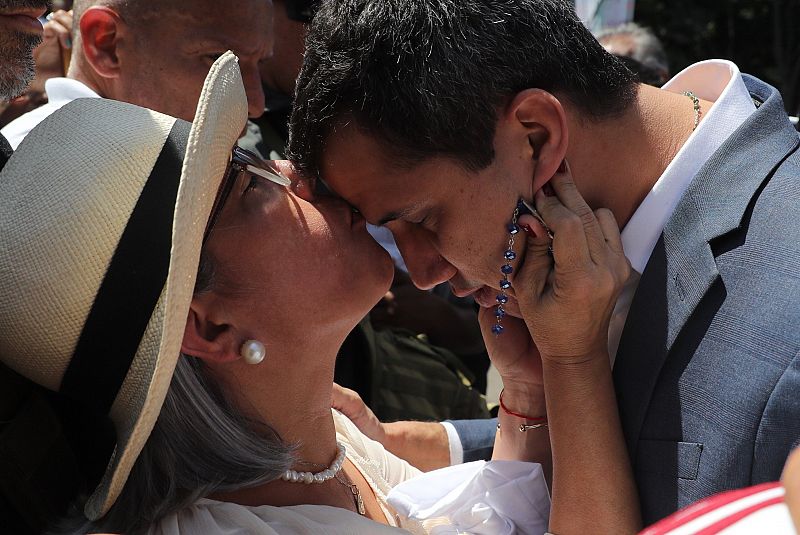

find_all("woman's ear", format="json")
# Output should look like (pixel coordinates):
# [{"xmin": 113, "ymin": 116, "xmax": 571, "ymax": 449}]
[
  {"xmin": 79, "ymin": 6, "xmax": 124, "ymax": 80},
  {"xmin": 181, "ymin": 298, "xmax": 240, "ymax": 364},
  {"xmin": 507, "ymin": 88, "xmax": 569, "ymax": 193}
]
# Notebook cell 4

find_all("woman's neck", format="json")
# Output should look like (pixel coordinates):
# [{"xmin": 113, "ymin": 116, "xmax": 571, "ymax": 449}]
[
  {"xmin": 219, "ymin": 331, "xmax": 348, "ymax": 464},
  {"xmin": 209, "ymin": 340, "xmax": 355, "ymax": 509}
]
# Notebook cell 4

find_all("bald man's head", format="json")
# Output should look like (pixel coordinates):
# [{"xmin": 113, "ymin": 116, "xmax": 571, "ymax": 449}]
[{"xmin": 69, "ymin": 0, "xmax": 273, "ymax": 120}]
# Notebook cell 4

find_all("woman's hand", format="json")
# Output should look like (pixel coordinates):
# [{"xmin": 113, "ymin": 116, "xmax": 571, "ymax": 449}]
[
  {"xmin": 514, "ymin": 162, "xmax": 630, "ymax": 366},
  {"xmin": 507, "ymin": 162, "xmax": 641, "ymax": 533}
]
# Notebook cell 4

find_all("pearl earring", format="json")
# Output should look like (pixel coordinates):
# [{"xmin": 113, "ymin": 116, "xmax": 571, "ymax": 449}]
[{"xmin": 240, "ymin": 340, "xmax": 266, "ymax": 365}]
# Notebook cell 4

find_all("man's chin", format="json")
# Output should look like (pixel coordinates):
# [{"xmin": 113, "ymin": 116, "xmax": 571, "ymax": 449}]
[{"xmin": 0, "ymin": 32, "xmax": 39, "ymax": 101}]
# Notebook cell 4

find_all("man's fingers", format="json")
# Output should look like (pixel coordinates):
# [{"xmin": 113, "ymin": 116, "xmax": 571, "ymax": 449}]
[
  {"xmin": 478, "ymin": 306, "xmax": 535, "ymax": 359},
  {"xmin": 51, "ymin": 10, "xmax": 73, "ymax": 49}
]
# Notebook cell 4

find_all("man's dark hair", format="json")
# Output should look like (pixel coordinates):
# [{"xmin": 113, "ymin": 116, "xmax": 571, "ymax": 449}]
[{"xmin": 288, "ymin": 0, "xmax": 638, "ymax": 175}]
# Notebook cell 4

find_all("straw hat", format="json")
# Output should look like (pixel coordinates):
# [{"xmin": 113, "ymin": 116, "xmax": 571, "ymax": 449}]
[{"xmin": 0, "ymin": 51, "xmax": 247, "ymax": 520}]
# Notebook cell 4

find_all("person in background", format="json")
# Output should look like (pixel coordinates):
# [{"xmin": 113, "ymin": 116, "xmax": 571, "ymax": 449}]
[
  {"xmin": 596, "ymin": 22, "xmax": 670, "ymax": 86},
  {"xmin": 641, "ymin": 446, "xmax": 800, "ymax": 534},
  {"xmin": 0, "ymin": 0, "xmax": 48, "ymax": 156},
  {"xmin": 1, "ymin": 0, "xmax": 272, "ymax": 147},
  {"xmin": 0, "ymin": 8, "xmax": 72, "ymax": 128}
]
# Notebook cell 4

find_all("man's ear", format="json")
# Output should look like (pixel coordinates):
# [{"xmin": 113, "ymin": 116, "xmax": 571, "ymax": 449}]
[
  {"xmin": 181, "ymin": 297, "xmax": 241, "ymax": 364},
  {"xmin": 79, "ymin": 6, "xmax": 125, "ymax": 79},
  {"xmin": 506, "ymin": 88, "xmax": 569, "ymax": 193}
]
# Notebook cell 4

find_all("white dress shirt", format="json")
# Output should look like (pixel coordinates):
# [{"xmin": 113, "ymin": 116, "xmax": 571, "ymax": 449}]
[
  {"xmin": 607, "ymin": 59, "xmax": 757, "ymax": 365},
  {"xmin": 1, "ymin": 77, "xmax": 101, "ymax": 149}
]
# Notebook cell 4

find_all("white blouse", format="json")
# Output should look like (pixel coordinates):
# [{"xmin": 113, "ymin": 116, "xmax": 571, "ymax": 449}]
[{"xmin": 147, "ymin": 410, "xmax": 550, "ymax": 534}]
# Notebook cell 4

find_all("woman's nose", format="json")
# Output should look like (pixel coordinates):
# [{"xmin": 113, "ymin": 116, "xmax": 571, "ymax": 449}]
[{"xmin": 392, "ymin": 225, "xmax": 457, "ymax": 290}]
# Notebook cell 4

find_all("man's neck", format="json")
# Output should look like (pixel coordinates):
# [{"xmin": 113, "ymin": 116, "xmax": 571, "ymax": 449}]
[
  {"xmin": 565, "ymin": 83, "xmax": 711, "ymax": 230},
  {"xmin": 67, "ymin": 57, "xmax": 108, "ymax": 98}
]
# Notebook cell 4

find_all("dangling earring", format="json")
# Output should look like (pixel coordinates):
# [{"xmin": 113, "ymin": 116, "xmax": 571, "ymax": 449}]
[
  {"xmin": 240, "ymin": 339, "xmax": 266, "ymax": 365},
  {"xmin": 492, "ymin": 201, "xmax": 524, "ymax": 335}
]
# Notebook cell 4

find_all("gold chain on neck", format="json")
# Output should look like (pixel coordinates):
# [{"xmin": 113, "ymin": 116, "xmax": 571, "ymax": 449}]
[{"xmin": 683, "ymin": 90, "xmax": 702, "ymax": 131}]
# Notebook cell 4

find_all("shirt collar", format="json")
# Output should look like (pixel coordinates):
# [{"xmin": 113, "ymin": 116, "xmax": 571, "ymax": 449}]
[
  {"xmin": 43, "ymin": 77, "xmax": 101, "ymax": 105},
  {"xmin": 620, "ymin": 60, "xmax": 757, "ymax": 273}
]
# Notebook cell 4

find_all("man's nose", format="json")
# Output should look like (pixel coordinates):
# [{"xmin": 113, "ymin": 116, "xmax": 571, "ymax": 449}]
[
  {"xmin": 242, "ymin": 65, "xmax": 267, "ymax": 119},
  {"xmin": 392, "ymin": 225, "xmax": 457, "ymax": 290}
]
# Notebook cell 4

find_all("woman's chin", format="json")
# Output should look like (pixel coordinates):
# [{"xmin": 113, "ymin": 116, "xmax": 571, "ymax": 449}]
[{"xmin": 351, "ymin": 244, "xmax": 395, "ymax": 307}]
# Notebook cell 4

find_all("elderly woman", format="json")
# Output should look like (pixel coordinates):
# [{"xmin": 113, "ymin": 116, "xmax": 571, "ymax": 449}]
[{"xmin": 0, "ymin": 54, "xmax": 635, "ymax": 534}]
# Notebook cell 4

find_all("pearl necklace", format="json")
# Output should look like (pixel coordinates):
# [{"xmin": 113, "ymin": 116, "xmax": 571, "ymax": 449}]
[{"xmin": 280, "ymin": 441, "xmax": 347, "ymax": 484}]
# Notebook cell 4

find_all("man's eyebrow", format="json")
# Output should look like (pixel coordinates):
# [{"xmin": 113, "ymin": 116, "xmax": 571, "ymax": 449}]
[
  {"xmin": 378, "ymin": 212, "xmax": 400, "ymax": 226},
  {"xmin": 378, "ymin": 206, "xmax": 416, "ymax": 226},
  {"xmin": 187, "ymin": 37, "xmax": 265, "ymax": 58}
]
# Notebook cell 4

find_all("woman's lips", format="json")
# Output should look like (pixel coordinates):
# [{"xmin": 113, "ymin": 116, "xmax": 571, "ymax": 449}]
[{"xmin": 350, "ymin": 209, "xmax": 366, "ymax": 229}]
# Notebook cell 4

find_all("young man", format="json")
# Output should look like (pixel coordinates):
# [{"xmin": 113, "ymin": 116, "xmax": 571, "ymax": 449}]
[{"xmin": 289, "ymin": 0, "xmax": 800, "ymax": 524}]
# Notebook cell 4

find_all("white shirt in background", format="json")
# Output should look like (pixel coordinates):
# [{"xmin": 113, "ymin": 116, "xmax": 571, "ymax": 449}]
[{"xmin": 1, "ymin": 77, "xmax": 101, "ymax": 149}]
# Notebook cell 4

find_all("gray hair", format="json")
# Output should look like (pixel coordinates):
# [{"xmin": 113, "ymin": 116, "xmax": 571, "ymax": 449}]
[
  {"xmin": 0, "ymin": 15, "xmax": 41, "ymax": 100},
  {"xmin": 55, "ymin": 254, "xmax": 295, "ymax": 535},
  {"xmin": 595, "ymin": 22, "xmax": 669, "ymax": 78}
]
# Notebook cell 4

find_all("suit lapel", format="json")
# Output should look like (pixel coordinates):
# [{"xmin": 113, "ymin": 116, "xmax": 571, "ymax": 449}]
[
  {"xmin": 614, "ymin": 75, "xmax": 800, "ymax": 458},
  {"xmin": 0, "ymin": 134, "xmax": 12, "ymax": 172}
]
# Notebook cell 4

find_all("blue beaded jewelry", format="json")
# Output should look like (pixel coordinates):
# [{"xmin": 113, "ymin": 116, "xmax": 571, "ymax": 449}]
[{"xmin": 493, "ymin": 201, "xmax": 525, "ymax": 335}]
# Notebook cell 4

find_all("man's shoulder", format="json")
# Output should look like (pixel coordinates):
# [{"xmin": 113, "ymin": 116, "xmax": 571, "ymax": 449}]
[
  {"xmin": 0, "ymin": 133, "xmax": 12, "ymax": 170},
  {"xmin": 0, "ymin": 101, "xmax": 62, "ymax": 150},
  {"xmin": 0, "ymin": 78, "xmax": 98, "ymax": 150}
]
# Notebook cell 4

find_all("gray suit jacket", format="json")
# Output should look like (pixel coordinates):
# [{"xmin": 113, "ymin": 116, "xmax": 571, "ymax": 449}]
[{"xmin": 614, "ymin": 74, "xmax": 800, "ymax": 524}]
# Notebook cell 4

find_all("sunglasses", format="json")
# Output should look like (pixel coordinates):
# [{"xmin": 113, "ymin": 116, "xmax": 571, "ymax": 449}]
[{"xmin": 203, "ymin": 147, "xmax": 291, "ymax": 244}]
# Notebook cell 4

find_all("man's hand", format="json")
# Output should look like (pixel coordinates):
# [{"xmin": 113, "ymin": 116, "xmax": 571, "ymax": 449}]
[
  {"xmin": 331, "ymin": 383, "xmax": 386, "ymax": 444},
  {"xmin": 30, "ymin": 10, "xmax": 73, "ymax": 94},
  {"xmin": 332, "ymin": 383, "xmax": 451, "ymax": 472}
]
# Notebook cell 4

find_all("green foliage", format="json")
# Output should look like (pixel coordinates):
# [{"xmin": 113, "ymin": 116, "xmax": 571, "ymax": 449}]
[{"xmin": 634, "ymin": 0, "xmax": 800, "ymax": 114}]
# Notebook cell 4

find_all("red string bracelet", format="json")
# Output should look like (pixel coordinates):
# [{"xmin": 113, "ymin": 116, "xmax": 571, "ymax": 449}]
[{"xmin": 499, "ymin": 389, "xmax": 547, "ymax": 422}]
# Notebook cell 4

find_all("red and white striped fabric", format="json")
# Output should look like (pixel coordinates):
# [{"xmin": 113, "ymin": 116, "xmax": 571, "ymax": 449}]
[{"xmin": 640, "ymin": 482, "xmax": 796, "ymax": 535}]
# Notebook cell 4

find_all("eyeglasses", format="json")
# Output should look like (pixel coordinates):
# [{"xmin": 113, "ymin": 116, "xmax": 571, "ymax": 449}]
[{"xmin": 203, "ymin": 147, "xmax": 291, "ymax": 244}]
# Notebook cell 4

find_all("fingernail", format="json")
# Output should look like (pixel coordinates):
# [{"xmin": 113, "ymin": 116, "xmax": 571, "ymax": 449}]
[
  {"xmin": 66, "ymin": 37, "xmax": 72, "ymax": 48},
  {"xmin": 542, "ymin": 183, "xmax": 555, "ymax": 197},
  {"xmin": 557, "ymin": 159, "xmax": 567, "ymax": 174},
  {"xmin": 521, "ymin": 223, "xmax": 532, "ymax": 233}
]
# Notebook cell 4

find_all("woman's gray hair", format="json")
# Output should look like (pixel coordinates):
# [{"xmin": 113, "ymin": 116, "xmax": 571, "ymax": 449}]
[{"xmin": 57, "ymin": 253, "xmax": 295, "ymax": 535}]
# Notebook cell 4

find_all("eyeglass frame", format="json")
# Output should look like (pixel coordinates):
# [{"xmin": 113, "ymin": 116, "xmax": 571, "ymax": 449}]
[{"xmin": 203, "ymin": 146, "xmax": 291, "ymax": 244}]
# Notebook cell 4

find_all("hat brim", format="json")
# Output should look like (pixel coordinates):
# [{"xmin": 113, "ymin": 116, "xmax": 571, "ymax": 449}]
[{"xmin": 84, "ymin": 51, "xmax": 248, "ymax": 520}]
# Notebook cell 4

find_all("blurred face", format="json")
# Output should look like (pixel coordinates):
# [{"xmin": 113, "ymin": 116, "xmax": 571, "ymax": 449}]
[
  {"xmin": 202, "ymin": 158, "xmax": 394, "ymax": 345},
  {"xmin": 258, "ymin": 0, "xmax": 305, "ymax": 97},
  {"xmin": 319, "ymin": 123, "xmax": 531, "ymax": 306},
  {"xmin": 116, "ymin": 0, "xmax": 272, "ymax": 120},
  {"xmin": 0, "ymin": 0, "xmax": 47, "ymax": 100}
]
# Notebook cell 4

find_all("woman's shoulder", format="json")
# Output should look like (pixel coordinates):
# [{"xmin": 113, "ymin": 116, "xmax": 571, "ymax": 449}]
[
  {"xmin": 332, "ymin": 409, "xmax": 423, "ymax": 486},
  {"xmin": 147, "ymin": 498, "xmax": 407, "ymax": 535}
]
